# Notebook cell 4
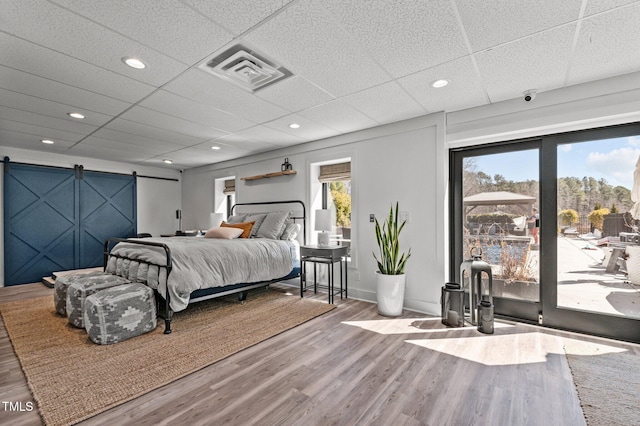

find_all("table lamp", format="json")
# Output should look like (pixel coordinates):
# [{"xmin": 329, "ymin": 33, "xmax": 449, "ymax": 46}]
[
  {"xmin": 210, "ymin": 212, "xmax": 224, "ymax": 228},
  {"xmin": 315, "ymin": 209, "xmax": 332, "ymax": 247}
]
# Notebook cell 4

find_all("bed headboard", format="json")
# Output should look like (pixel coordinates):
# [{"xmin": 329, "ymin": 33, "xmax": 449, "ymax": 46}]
[{"xmin": 231, "ymin": 200, "xmax": 306, "ymax": 245}]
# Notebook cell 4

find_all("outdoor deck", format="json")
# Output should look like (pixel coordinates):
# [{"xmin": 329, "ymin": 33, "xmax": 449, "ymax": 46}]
[{"xmin": 558, "ymin": 236, "xmax": 640, "ymax": 319}]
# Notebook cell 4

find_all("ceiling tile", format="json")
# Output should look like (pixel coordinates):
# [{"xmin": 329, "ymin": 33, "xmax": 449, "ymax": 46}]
[
  {"xmin": 323, "ymin": 0, "xmax": 468, "ymax": 78},
  {"xmin": 118, "ymin": 106, "xmax": 228, "ymax": 143},
  {"xmin": 584, "ymin": 0, "xmax": 638, "ymax": 16},
  {"xmin": 343, "ymin": 82, "xmax": 427, "ymax": 124},
  {"xmin": 0, "ymin": 33, "xmax": 156, "ymax": 104},
  {"xmin": 0, "ymin": 65, "xmax": 131, "ymax": 116},
  {"xmin": 0, "ymin": 89, "xmax": 114, "ymax": 126},
  {"xmin": 80, "ymin": 135, "xmax": 172, "ymax": 155},
  {"xmin": 225, "ymin": 124, "xmax": 307, "ymax": 147},
  {"xmin": 244, "ymin": 0, "xmax": 390, "ymax": 97},
  {"xmin": 66, "ymin": 144, "xmax": 155, "ymax": 163},
  {"xmin": 164, "ymin": 69, "xmax": 290, "ymax": 123},
  {"xmin": 0, "ymin": 128, "xmax": 76, "ymax": 151},
  {"xmin": 0, "ymin": 106, "xmax": 98, "ymax": 135},
  {"xmin": 398, "ymin": 56, "xmax": 487, "ymax": 113},
  {"xmin": 139, "ymin": 90, "xmax": 254, "ymax": 133},
  {"xmin": 90, "ymin": 128, "xmax": 188, "ymax": 152},
  {"xmin": 105, "ymin": 118, "xmax": 206, "ymax": 146},
  {"xmin": 255, "ymin": 76, "xmax": 335, "ymax": 113},
  {"xmin": 299, "ymin": 100, "xmax": 379, "ymax": 133},
  {"xmin": 263, "ymin": 114, "xmax": 340, "ymax": 141},
  {"xmin": 148, "ymin": 146, "xmax": 250, "ymax": 168},
  {"xmin": 189, "ymin": 140, "xmax": 253, "ymax": 159},
  {"xmin": 211, "ymin": 133, "xmax": 281, "ymax": 152},
  {"xmin": 475, "ymin": 25, "xmax": 576, "ymax": 102},
  {"xmin": 568, "ymin": 3, "xmax": 640, "ymax": 85},
  {"xmin": 457, "ymin": 0, "xmax": 582, "ymax": 52},
  {"xmin": 1, "ymin": 0, "xmax": 188, "ymax": 86},
  {"xmin": 0, "ymin": 117, "xmax": 86, "ymax": 143},
  {"xmin": 50, "ymin": 0, "xmax": 234, "ymax": 65},
  {"xmin": 183, "ymin": 0, "xmax": 295, "ymax": 36}
]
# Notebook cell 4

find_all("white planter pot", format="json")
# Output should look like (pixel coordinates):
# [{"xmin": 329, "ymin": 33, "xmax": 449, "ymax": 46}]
[{"xmin": 376, "ymin": 272, "xmax": 406, "ymax": 317}]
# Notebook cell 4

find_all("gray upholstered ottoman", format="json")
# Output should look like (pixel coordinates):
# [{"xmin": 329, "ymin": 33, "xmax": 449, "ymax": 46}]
[
  {"xmin": 84, "ymin": 283, "xmax": 157, "ymax": 345},
  {"xmin": 54, "ymin": 271, "xmax": 108, "ymax": 316},
  {"xmin": 66, "ymin": 274, "xmax": 131, "ymax": 328}
]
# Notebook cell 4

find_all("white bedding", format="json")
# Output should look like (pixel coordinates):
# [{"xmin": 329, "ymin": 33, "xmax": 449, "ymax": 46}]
[{"xmin": 106, "ymin": 237, "xmax": 296, "ymax": 311}]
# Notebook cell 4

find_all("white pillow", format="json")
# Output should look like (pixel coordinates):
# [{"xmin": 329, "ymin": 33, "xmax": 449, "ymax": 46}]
[
  {"xmin": 257, "ymin": 211, "xmax": 290, "ymax": 239},
  {"xmin": 204, "ymin": 227, "xmax": 243, "ymax": 239},
  {"xmin": 280, "ymin": 223, "xmax": 301, "ymax": 241}
]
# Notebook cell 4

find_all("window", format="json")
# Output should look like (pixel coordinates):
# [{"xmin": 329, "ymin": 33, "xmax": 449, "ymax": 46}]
[
  {"xmin": 214, "ymin": 177, "xmax": 235, "ymax": 221},
  {"xmin": 319, "ymin": 161, "xmax": 351, "ymax": 244},
  {"xmin": 223, "ymin": 178, "xmax": 236, "ymax": 218}
]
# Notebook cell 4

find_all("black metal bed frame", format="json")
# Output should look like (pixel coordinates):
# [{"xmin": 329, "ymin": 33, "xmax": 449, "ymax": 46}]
[{"xmin": 103, "ymin": 200, "xmax": 306, "ymax": 334}]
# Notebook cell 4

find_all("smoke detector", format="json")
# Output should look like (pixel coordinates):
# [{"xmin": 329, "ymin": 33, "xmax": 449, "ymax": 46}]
[{"xmin": 199, "ymin": 44, "xmax": 292, "ymax": 93}]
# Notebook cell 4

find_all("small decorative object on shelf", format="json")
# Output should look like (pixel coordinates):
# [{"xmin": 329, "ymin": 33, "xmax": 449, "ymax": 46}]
[{"xmin": 281, "ymin": 158, "xmax": 292, "ymax": 171}]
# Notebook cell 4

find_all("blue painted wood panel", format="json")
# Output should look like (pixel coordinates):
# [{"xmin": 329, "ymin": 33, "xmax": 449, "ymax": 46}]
[
  {"xmin": 4, "ymin": 164, "xmax": 78, "ymax": 285},
  {"xmin": 79, "ymin": 171, "xmax": 136, "ymax": 268},
  {"xmin": 4, "ymin": 163, "xmax": 137, "ymax": 285}
]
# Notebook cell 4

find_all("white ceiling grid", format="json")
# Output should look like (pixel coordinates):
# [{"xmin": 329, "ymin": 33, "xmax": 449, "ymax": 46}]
[{"xmin": 0, "ymin": 0, "xmax": 638, "ymax": 168}]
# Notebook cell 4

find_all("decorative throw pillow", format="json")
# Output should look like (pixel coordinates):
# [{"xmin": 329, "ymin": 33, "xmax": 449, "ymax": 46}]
[
  {"xmin": 280, "ymin": 223, "xmax": 301, "ymax": 241},
  {"xmin": 204, "ymin": 227, "xmax": 243, "ymax": 239},
  {"xmin": 220, "ymin": 221, "xmax": 255, "ymax": 238},
  {"xmin": 244, "ymin": 213, "xmax": 267, "ymax": 237},
  {"xmin": 257, "ymin": 211, "xmax": 290, "ymax": 239}
]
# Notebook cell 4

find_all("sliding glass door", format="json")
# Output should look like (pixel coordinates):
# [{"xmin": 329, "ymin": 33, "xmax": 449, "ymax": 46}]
[
  {"xmin": 451, "ymin": 123, "xmax": 640, "ymax": 343},
  {"xmin": 451, "ymin": 140, "xmax": 541, "ymax": 323}
]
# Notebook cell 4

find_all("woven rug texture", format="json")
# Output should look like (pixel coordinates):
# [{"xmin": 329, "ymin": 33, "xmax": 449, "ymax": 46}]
[
  {"xmin": 564, "ymin": 341, "xmax": 640, "ymax": 426},
  {"xmin": 0, "ymin": 287, "xmax": 334, "ymax": 426}
]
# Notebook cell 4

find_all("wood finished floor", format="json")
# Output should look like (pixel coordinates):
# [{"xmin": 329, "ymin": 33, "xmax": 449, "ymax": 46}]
[{"xmin": 1, "ymin": 282, "xmax": 636, "ymax": 425}]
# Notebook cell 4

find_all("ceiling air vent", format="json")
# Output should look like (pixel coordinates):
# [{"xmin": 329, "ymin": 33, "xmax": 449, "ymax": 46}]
[{"xmin": 199, "ymin": 44, "xmax": 292, "ymax": 93}]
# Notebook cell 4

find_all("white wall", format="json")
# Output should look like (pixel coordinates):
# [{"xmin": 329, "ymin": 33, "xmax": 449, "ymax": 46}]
[
  {"xmin": 182, "ymin": 114, "xmax": 448, "ymax": 315},
  {"xmin": 0, "ymin": 147, "xmax": 181, "ymax": 286},
  {"xmin": 447, "ymin": 71, "xmax": 640, "ymax": 147}
]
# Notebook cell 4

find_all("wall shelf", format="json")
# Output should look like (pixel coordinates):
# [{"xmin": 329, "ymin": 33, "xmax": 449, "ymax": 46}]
[{"xmin": 241, "ymin": 170, "xmax": 297, "ymax": 181}]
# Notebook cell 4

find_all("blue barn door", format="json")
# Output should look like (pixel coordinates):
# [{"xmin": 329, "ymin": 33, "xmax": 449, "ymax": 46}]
[
  {"xmin": 4, "ymin": 163, "xmax": 79, "ymax": 285},
  {"xmin": 4, "ymin": 161, "xmax": 137, "ymax": 286},
  {"xmin": 78, "ymin": 170, "xmax": 136, "ymax": 268}
]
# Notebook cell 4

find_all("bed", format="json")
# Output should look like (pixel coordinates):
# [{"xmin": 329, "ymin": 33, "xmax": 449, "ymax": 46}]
[{"xmin": 103, "ymin": 200, "xmax": 306, "ymax": 333}]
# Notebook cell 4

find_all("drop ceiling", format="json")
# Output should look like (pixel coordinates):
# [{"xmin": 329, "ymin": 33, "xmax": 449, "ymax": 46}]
[{"xmin": 1, "ymin": 0, "xmax": 639, "ymax": 169}]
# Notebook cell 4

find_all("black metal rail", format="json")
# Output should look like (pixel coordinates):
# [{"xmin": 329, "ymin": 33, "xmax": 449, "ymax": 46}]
[{"xmin": 102, "ymin": 200, "xmax": 306, "ymax": 334}]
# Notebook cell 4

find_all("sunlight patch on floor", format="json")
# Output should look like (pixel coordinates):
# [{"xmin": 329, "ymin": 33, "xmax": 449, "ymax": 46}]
[
  {"xmin": 341, "ymin": 317, "xmax": 512, "ymax": 335},
  {"xmin": 406, "ymin": 332, "xmax": 629, "ymax": 366}
]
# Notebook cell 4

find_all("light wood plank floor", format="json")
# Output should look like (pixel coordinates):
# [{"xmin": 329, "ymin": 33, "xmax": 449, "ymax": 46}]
[{"xmin": 1, "ymin": 282, "xmax": 637, "ymax": 425}]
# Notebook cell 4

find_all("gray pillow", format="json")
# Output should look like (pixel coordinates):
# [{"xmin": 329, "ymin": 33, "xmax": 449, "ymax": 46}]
[
  {"xmin": 244, "ymin": 213, "xmax": 267, "ymax": 237},
  {"xmin": 227, "ymin": 214, "xmax": 246, "ymax": 224},
  {"xmin": 257, "ymin": 211, "xmax": 290, "ymax": 239},
  {"xmin": 280, "ymin": 223, "xmax": 301, "ymax": 241}
]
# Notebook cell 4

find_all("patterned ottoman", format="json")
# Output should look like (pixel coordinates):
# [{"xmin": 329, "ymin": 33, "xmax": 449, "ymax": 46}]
[
  {"xmin": 84, "ymin": 283, "xmax": 157, "ymax": 345},
  {"xmin": 66, "ymin": 274, "xmax": 131, "ymax": 328},
  {"xmin": 54, "ymin": 271, "xmax": 109, "ymax": 316}
]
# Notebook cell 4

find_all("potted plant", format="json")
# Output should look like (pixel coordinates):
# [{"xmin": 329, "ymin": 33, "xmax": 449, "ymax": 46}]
[{"xmin": 373, "ymin": 202, "xmax": 411, "ymax": 316}]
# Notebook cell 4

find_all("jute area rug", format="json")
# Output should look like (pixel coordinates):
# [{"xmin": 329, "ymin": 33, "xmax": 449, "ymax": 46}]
[
  {"xmin": 564, "ymin": 341, "xmax": 640, "ymax": 425},
  {"xmin": 0, "ymin": 287, "xmax": 334, "ymax": 426}
]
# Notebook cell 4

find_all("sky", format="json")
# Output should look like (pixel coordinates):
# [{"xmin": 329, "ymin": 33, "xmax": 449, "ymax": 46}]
[{"xmin": 470, "ymin": 135, "xmax": 640, "ymax": 190}]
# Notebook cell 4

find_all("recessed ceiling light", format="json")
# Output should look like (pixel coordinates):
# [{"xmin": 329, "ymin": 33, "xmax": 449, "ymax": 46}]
[
  {"xmin": 289, "ymin": 123, "xmax": 300, "ymax": 129},
  {"xmin": 163, "ymin": 159, "xmax": 173, "ymax": 164},
  {"xmin": 122, "ymin": 57, "xmax": 146, "ymax": 69},
  {"xmin": 68, "ymin": 112, "xmax": 85, "ymax": 119},
  {"xmin": 432, "ymin": 79, "xmax": 449, "ymax": 88},
  {"xmin": 210, "ymin": 146, "xmax": 221, "ymax": 150},
  {"xmin": 41, "ymin": 139, "xmax": 54, "ymax": 144}
]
